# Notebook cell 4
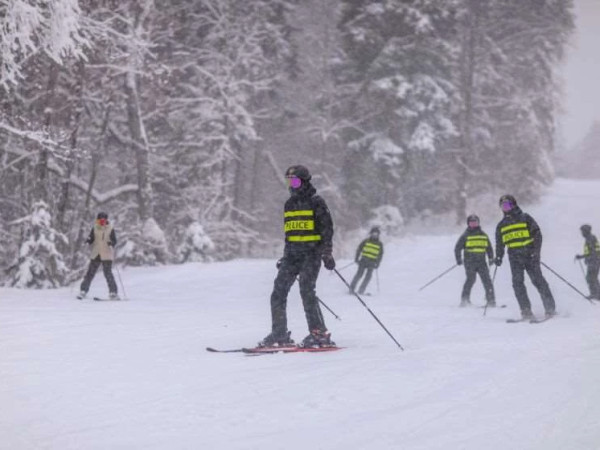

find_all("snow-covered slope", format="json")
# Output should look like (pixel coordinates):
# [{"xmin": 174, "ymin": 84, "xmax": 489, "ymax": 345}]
[{"xmin": 2, "ymin": 178, "xmax": 600, "ymax": 450}]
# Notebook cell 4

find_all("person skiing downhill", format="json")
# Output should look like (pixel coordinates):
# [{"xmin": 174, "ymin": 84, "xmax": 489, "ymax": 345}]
[
  {"xmin": 350, "ymin": 226, "xmax": 384, "ymax": 295},
  {"xmin": 575, "ymin": 224, "xmax": 600, "ymax": 300},
  {"xmin": 495, "ymin": 195, "xmax": 556, "ymax": 319},
  {"xmin": 259, "ymin": 165, "xmax": 336, "ymax": 348},
  {"xmin": 454, "ymin": 214, "xmax": 495, "ymax": 307},
  {"xmin": 77, "ymin": 212, "xmax": 119, "ymax": 300}
]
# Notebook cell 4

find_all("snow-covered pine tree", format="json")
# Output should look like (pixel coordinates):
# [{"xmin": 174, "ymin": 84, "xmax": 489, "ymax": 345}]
[
  {"xmin": 176, "ymin": 222, "xmax": 216, "ymax": 263},
  {"xmin": 337, "ymin": 0, "xmax": 457, "ymax": 223},
  {"xmin": 10, "ymin": 201, "xmax": 68, "ymax": 288}
]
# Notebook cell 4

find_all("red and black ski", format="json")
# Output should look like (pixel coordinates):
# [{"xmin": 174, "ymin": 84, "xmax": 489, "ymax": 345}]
[{"xmin": 206, "ymin": 345, "xmax": 343, "ymax": 355}]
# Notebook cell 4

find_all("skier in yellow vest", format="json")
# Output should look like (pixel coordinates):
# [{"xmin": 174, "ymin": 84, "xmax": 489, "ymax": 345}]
[
  {"xmin": 350, "ymin": 226, "xmax": 384, "ymax": 295},
  {"xmin": 259, "ymin": 165, "xmax": 335, "ymax": 348},
  {"xmin": 454, "ymin": 214, "xmax": 495, "ymax": 307},
  {"xmin": 495, "ymin": 194, "xmax": 556, "ymax": 319},
  {"xmin": 575, "ymin": 224, "xmax": 600, "ymax": 300}
]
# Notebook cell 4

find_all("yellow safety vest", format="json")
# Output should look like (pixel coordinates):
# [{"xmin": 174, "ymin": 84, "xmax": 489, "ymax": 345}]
[
  {"xmin": 583, "ymin": 240, "xmax": 600, "ymax": 256},
  {"xmin": 464, "ymin": 234, "xmax": 489, "ymax": 253},
  {"xmin": 500, "ymin": 222, "xmax": 533, "ymax": 248},
  {"xmin": 284, "ymin": 209, "xmax": 321, "ymax": 242},
  {"xmin": 361, "ymin": 241, "xmax": 381, "ymax": 260}
]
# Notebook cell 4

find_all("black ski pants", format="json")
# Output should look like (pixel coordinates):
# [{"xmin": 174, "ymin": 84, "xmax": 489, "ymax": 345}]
[
  {"xmin": 80, "ymin": 256, "xmax": 118, "ymax": 294},
  {"xmin": 585, "ymin": 261, "xmax": 600, "ymax": 299},
  {"xmin": 270, "ymin": 251, "xmax": 325, "ymax": 337},
  {"xmin": 350, "ymin": 262, "xmax": 375, "ymax": 294},
  {"xmin": 461, "ymin": 258, "xmax": 495, "ymax": 303},
  {"xmin": 508, "ymin": 254, "xmax": 555, "ymax": 313}
]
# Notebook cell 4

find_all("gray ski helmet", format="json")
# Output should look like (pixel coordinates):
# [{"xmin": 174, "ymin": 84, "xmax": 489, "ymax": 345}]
[
  {"xmin": 466, "ymin": 214, "xmax": 480, "ymax": 226},
  {"xmin": 581, "ymin": 224, "xmax": 592, "ymax": 234},
  {"xmin": 285, "ymin": 165, "xmax": 311, "ymax": 181},
  {"xmin": 97, "ymin": 212, "xmax": 108, "ymax": 220},
  {"xmin": 499, "ymin": 194, "xmax": 517, "ymax": 207},
  {"xmin": 369, "ymin": 226, "xmax": 380, "ymax": 235}
]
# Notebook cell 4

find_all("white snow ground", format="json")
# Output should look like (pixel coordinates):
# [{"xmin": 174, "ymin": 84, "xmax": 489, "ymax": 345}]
[{"xmin": 2, "ymin": 178, "xmax": 600, "ymax": 450}]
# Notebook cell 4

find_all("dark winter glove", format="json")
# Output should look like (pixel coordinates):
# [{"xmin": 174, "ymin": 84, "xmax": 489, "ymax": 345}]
[
  {"xmin": 322, "ymin": 254, "xmax": 336, "ymax": 271},
  {"xmin": 456, "ymin": 259, "xmax": 463, "ymax": 266},
  {"xmin": 276, "ymin": 258, "xmax": 284, "ymax": 270},
  {"xmin": 494, "ymin": 257, "xmax": 502, "ymax": 267},
  {"xmin": 575, "ymin": 254, "xmax": 584, "ymax": 261},
  {"xmin": 488, "ymin": 258, "xmax": 495, "ymax": 266}
]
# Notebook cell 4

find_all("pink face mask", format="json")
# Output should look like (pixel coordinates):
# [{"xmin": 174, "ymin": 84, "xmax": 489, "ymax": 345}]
[
  {"xmin": 501, "ymin": 201, "xmax": 513, "ymax": 212},
  {"xmin": 286, "ymin": 176, "xmax": 302, "ymax": 189},
  {"xmin": 468, "ymin": 220, "xmax": 479, "ymax": 228}
]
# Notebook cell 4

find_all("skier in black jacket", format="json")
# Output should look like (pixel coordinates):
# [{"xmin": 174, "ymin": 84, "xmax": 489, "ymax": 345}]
[
  {"xmin": 454, "ymin": 214, "xmax": 495, "ymax": 307},
  {"xmin": 575, "ymin": 224, "xmax": 600, "ymax": 300},
  {"xmin": 495, "ymin": 195, "xmax": 556, "ymax": 319},
  {"xmin": 349, "ymin": 226, "xmax": 384, "ymax": 295},
  {"xmin": 259, "ymin": 165, "xmax": 336, "ymax": 348}
]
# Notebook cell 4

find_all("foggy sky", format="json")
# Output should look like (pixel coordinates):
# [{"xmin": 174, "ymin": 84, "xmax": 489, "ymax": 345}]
[{"xmin": 561, "ymin": 0, "xmax": 600, "ymax": 149}]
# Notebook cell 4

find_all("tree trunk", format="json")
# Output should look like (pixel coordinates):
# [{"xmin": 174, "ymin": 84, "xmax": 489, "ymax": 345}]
[
  {"xmin": 124, "ymin": 70, "xmax": 154, "ymax": 222},
  {"xmin": 455, "ymin": 0, "xmax": 478, "ymax": 224}
]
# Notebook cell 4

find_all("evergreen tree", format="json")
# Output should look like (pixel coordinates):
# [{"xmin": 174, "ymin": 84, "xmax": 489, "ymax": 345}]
[{"xmin": 9, "ymin": 201, "xmax": 68, "ymax": 288}]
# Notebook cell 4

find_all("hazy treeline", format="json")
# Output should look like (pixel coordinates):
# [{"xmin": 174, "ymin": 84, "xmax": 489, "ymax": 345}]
[{"xmin": 0, "ymin": 0, "xmax": 573, "ymax": 287}]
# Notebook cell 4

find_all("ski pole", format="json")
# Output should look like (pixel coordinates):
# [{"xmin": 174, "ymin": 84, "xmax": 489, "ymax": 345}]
[
  {"xmin": 319, "ymin": 298, "xmax": 341, "ymax": 321},
  {"xmin": 113, "ymin": 248, "xmax": 128, "ymax": 300},
  {"xmin": 338, "ymin": 261, "xmax": 356, "ymax": 271},
  {"xmin": 333, "ymin": 268, "xmax": 404, "ymax": 350},
  {"xmin": 577, "ymin": 259, "xmax": 586, "ymax": 280},
  {"xmin": 295, "ymin": 276, "xmax": 341, "ymax": 320},
  {"xmin": 483, "ymin": 265, "xmax": 499, "ymax": 317},
  {"xmin": 418, "ymin": 264, "xmax": 458, "ymax": 292},
  {"xmin": 541, "ymin": 261, "xmax": 594, "ymax": 304}
]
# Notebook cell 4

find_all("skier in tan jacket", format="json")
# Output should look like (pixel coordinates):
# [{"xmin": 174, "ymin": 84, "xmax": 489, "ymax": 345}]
[{"xmin": 77, "ymin": 212, "xmax": 119, "ymax": 300}]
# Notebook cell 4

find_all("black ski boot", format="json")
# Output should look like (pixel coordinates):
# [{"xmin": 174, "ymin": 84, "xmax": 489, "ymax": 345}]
[
  {"xmin": 301, "ymin": 329, "xmax": 335, "ymax": 348},
  {"xmin": 258, "ymin": 331, "xmax": 294, "ymax": 348},
  {"xmin": 521, "ymin": 308, "xmax": 534, "ymax": 320}
]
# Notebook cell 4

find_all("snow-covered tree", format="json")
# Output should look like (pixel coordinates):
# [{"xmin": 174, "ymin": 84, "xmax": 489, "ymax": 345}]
[
  {"xmin": 0, "ymin": 0, "xmax": 88, "ymax": 89},
  {"xmin": 176, "ymin": 222, "xmax": 216, "ymax": 263},
  {"xmin": 9, "ymin": 201, "xmax": 68, "ymax": 288},
  {"xmin": 337, "ymin": 0, "xmax": 458, "ymax": 221}
]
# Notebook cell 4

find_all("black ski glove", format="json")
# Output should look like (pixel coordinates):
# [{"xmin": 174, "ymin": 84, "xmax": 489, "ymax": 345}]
[
  {"xmin": 456, "ymin": 259, "xmax": 463, "ymax": 266},
  {"xmin": 276, "ymin": 258, "xmax": 284, "ymax": 270},
  {"xmin": 488, "ymin": 258, "xmax": 495, "ymax": 266},
  {"xmin": 322, "ymin": 254, "xmax": 336, "ymax": 270},
  {"xmin": 494, "ymin": 257, "xmax": 502, "ymax": 267}
]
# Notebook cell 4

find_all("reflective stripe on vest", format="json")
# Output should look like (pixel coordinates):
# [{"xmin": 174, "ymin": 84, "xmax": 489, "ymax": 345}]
[
  {"xmin": 500, "ymin": 222, "xmax": 533, "ymax": 248},
  {"xmin": 284, "ymin": 209, "xmax": 321, "ymax": 243},
  {"xmin": 361, "ymin": 242, "xmax": 381, "ymax": 259},
  {"xmin": 583, "ymin": 241, "xmax": 600, "ymax": 256},
  {"xmin": 465, "ymin": 234, "xmax": 488, "ymax": 253}
]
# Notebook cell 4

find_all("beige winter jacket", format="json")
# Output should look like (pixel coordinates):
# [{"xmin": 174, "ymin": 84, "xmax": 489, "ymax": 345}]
[{"xmin": 89, "ymin": 223, "xmax": 115, "ymax": 261}]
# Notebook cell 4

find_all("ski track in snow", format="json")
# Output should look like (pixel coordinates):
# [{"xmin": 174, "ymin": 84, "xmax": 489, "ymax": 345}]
[{"xmin": 2, "ymin": 178, "xmax": 600, "ymax": 450}]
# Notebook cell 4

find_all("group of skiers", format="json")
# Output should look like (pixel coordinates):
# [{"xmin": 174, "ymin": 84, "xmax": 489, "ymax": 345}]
[
  {"xmin": 454, "ymin": 195, "xmax": 556, "ymax": 320},
  {"xmin": 78, "ymin": 164, "xmax": 599, "ymax": 349},
  {"xmin": 455, "ymin": 194, "xmax": 600, "ymax": 318}
]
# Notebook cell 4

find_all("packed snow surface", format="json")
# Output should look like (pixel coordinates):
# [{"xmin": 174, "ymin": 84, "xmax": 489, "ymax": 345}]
[{"xmin": 2, "ymin": 178, "xmax": 600, "ymax": 450}]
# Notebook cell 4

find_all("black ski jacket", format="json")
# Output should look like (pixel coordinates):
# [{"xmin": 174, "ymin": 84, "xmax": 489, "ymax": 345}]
[
  {"xmin": 495, "ymin": 206, "xmax": 542, "ymax": 261},
  {"xmin": 582, "ymin": 233, "xmax": 600, "ymax": 264},
  {"xmin": 355, "ymin": 238, "xmax": 384, "ymax": 268},
  {"xmin": 454, "ymin": 227, "xmax": 493, "ymax": 263},
  {"xmin": 282, "ymin": 182, "xmax": 334, "ymax": 257}
]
